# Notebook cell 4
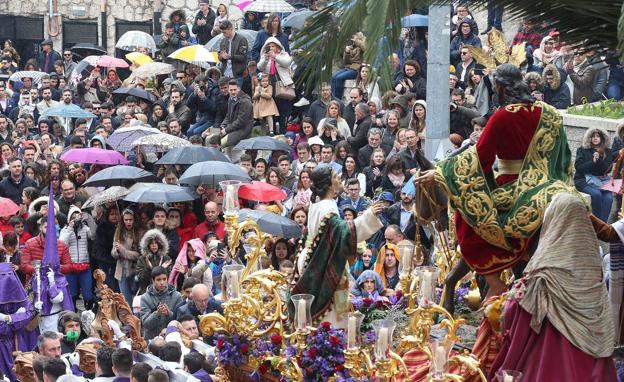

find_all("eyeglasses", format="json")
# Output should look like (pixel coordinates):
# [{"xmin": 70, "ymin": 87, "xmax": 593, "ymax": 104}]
[
  {"xmin": 460, "ymin": 51, "xmax": 469, "ymax": 55},
  {"xmin": 93, "ymin": 107, "xmax": 100, "ymax": 110},
  {"xmin": 64, "ymin": 53, "xmax": 72, "ymax": 56}
]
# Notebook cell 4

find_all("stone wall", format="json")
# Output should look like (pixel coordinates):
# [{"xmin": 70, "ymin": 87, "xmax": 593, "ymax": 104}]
[{"xmin": 0, "ymin": 0, "xmax": 238, "ymax": 54}]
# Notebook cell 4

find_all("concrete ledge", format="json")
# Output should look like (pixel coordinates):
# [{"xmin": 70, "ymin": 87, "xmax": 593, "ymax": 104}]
[{"xmin": 560, "ymin": 107, "xmax": 624, "ymax": 158}]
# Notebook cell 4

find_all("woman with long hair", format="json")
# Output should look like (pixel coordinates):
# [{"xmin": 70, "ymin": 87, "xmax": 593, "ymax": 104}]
[
  {"xmin": 293, "ymin": 168, "xmax": 313, "ymax": 208},
  {"xmin": 148, "ymin": 103, "xmax": 168, "ymax": 128},
  {"xmin": 94, "ymin": 208, "xmax": 121, "ymax": 292},
  {"xmin": 317, "ymin": 100, "xmax": 351, "ymax": 139},
  {"xmin": 112, "ymin": 209, "xmax": 143, "ymax": 305},
  {"xmin": 409, "ymin": 100, "xmax": 427, "ymax": 133},
  {"xmin": 382, "ymin": 109, "xmax": 401, "ymax": 149},
  {"xmin": 254, "ymin": 157, "xmax": 268, "ymax": 182},
  {"xmin": 340, "ymin": 154, "xmax": 366, "ymax": 197},
  {"xmin": 251, "ymin": 13, "xmax": 290, "ymax": 62},
  {"xmin": 354, "ymin": 64, "xmax": 379, "ymax": 102},
  {"xmin": 334, "ymin": 140, "xmax": 352, "ymax": 168},
  {"xmin": 269, "ymin": 237, "xmax": 293, "ymax": 270},
  {"xmin": 362, "ymin": 148, "xmax": 386, "ymax": 197},
  {"xmin": 291, "ymin": 117, "xmax": 316, "ymax": 156},
  {"xmin": 381, "ymin": 155, "xmax": 406, "ymax": 195}
]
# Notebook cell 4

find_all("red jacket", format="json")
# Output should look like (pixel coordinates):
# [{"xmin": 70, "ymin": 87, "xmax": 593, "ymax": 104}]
[
  {"xmin": 192, "ymin": 220, "xmax": 226, "ymax": 241},
  {"xmin": 20, "ymin": 235, "xmax": 72, "ymax": 281}
]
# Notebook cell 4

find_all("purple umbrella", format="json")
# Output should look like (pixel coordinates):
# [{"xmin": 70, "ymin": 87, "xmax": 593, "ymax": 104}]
[{"xmin": 60, "ymin": 148, "xmax": 129, "ymax": 165}]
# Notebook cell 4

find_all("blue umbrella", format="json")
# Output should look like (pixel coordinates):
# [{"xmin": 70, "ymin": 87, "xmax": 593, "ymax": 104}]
[
  {"xmin": 42, "ymin": 104, "xmax": 96, "ymax": 119},
  {"xmin": 282, "ymin": 9, "xmax": 314, "ymax": 29},
  {"xmin": 401, "ymin": 14, "xmax": 428, "ymax": 28}
]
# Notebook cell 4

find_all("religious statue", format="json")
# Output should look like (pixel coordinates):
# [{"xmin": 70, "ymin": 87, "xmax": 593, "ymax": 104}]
[{"xmin": 291, "ymin": 165, "xmax": 384, "ymax": 328}]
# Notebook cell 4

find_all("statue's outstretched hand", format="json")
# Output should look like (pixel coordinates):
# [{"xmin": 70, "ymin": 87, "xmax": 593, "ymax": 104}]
[{"xmin": 414, "ymin": 170, "xmax": 436, "ymax": 186}]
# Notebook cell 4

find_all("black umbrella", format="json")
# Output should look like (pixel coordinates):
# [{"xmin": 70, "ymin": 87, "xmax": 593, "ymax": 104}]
[
  {"xmin": 238, "ymin": 209, "xmax": 302, "ymax": 239},
  {"xmin": 124, "ymin": 183, "xmax": 196, "ymax": 203},
  {"xmin": 233, "ymin": 136, "xmax": 292, "ymax": 152},
  {"xmin": 113, "ymin": 87, "xmax": 156, "ymax": 103},
  {"xmin": 71, "ymin": 43, "xmax": 107, "ymax": 60},
  {"xmin": 155, "ymin": 146, "xmax": 230, "ymax": 165},
  {"xmin": 179, "ymin": 161, "xmax": 251, "ymax": 187},
  {"xmin": 83, "ymin": 165, "xmax": 158, "ymax": 187}
]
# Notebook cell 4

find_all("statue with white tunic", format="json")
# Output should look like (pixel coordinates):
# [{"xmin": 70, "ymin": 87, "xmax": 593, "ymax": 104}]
[
  {"xmin": 33, "ymin": 193, "xmax": 74, "ymax": 333},
  {"xmin": 291, "ymin": 166, "xmax": 383, "ymax": 328}
]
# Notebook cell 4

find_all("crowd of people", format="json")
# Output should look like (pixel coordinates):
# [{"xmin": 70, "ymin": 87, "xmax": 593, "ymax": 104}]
[{"xmin": 0, "ymin": 1, "xmax": 621, "ymax": 381}]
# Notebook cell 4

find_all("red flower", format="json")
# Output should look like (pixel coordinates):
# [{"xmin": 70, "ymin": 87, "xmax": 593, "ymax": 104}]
[
  {"xmin": 363, "ymin": 297, "xmax": 373, "ymax": 307},
  {"xmin": 320, "ymin": 321, "xmax": 332, "ymax": 331},
  {"xmin": 375, "ymin": 300, "xmax": 384, "ymax": 309},
  {"xmin": 216, "ymin": 338, "xmax": 225, "ymax": 349},
  {"xmin": 308, "ymin": 348, "xmax": 318, "ymax": 358},
  {"xmin": 270, "ymin": 333, "xmax": 283, "ymax": 345},
  {"xmin": 258, "ymin": 364, "xmax": 268, "ymax": 374},
  {"xmin": 329, "ymin": 335, "xmax": 340, "ymax": 346},
  {"xmin": 335, "ymin": 364, "xmax": 344, "ymax": 372},
  {"xmin": 395, "ymin": 290, "xmax": 404, "ymax": 299},
  {"xmin": 240, "ymin": 343, "xmax": 249, "ymax": 355}
]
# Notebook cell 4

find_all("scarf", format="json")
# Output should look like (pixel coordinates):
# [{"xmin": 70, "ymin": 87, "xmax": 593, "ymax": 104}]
[
  {"xmin": 518, "ymin": 192, "xmax": 614, "ymax": 358},
  {"xmin": 168, "ymin": 239, "xmax": 206, "ymax": 286},
  {"xmin": 373, "ymin": 243, "xmax": 400, "ymax": 288},
  {"xmin": 388, "ymin": 172, "xmax": 405, "ymax": 187}
]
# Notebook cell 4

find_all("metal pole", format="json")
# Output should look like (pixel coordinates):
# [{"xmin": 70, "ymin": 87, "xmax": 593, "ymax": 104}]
[{"xmin": 424, "ymin": 3, "xmax": 451, "ymax": 162}]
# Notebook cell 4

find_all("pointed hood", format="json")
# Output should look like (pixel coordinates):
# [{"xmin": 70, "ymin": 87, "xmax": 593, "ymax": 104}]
[
  {"xmin": 42, "ymin": 187, "xmax": 59, "ymax": 269},
  {"xmin": 0, "ymin": 263, "xmax": 27, "ymax": 304}
]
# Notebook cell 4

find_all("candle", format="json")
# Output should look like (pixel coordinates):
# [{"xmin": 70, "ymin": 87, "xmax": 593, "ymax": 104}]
[
  {"xmin": 225, "ymin": 184, "xmax": 236, "ymax": 213},
  {"xmin": 435, "ymin": 346, "xmax": 447, "ymax": 372},
  {"xmin": 377, "ymin": 327, "xmax": 389, "ymax": 356},
  {"xmin": 402, "ymin": 247, "xmax": 412, "ymax": 274},
  {"xmin": 421, "ymin": 270, "xmax": 432, "ymax": 303},
  {"xmin": 347, "ymin": 316, "xmax": 357, "ymax": 348},
  {"xmin": 297, "ymin": 299, "xmax": 307, "ymax": 330},
  {"xmin": 503, "ymin": 375, "xmax": 513, "ymax": 382},
  {"xmin": 229, "ymin": 271, "xmax": 240, "ymax": 299}
]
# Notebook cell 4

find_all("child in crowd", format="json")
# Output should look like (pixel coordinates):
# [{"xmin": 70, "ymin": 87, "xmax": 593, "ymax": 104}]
[{"xmin": 253, "ymin": 74, "xmax": 279, "ymax": 136}]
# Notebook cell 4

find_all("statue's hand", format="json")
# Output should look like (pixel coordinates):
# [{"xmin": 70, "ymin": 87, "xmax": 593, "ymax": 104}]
[{"xmin": 414, "ymin": 170, "xmax": 436, "ymax": 186}]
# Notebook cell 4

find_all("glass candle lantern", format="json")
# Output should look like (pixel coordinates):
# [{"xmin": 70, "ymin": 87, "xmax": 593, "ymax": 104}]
[
  {"xmin": 219, "ymin": 180, "xmax": 242, "ymax": 215},
  {"xmin": 291, "ymin": 294, "xmax": 314, "ymax": 331},
  {"xmin": 398, "ymin": 242, "xmax": 415, "ymax": 276},
  {"xmin": 429, "ymin": 338, "xmax": 453, "ymax": 380},
  {"xmin": 371, "ymin": 319, "xmax": 396, "ymax": 361},
  {"xmin": 223, "ymin": 264, "xmax": 245, "ymax": 300},
  {"xmin": 346, "ymin": 311, "xmax": 365, "ymax": 349},
  {"xmin": 415, "ymin": 266, "xmax": 439, "ymax": 307}
]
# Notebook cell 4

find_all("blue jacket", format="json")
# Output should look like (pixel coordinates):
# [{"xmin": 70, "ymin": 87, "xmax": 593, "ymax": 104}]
[
  {"xmin": 186, "ymin": 91, "xmax": 215, "ymax": 124},
  {"xmin": 450, "ymin": 18, "xmax": 481, "ymax": 66}
]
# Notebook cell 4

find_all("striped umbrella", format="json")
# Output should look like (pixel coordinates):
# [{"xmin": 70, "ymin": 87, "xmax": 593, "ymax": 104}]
[
  {"xmin": 8, "ymin": 71, "xmax": 47, "ymax": 84},
  {"xmin": 168, "ymin": 45, "xmax": 220, "ymax": 69},
  {"xmin": 245, "ymin": 0, "xmax": 295, "ymax": 12}
]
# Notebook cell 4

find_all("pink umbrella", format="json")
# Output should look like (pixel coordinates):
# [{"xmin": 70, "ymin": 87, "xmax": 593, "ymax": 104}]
[
  {"xmin": 97, "ymin": 55, "xmax": 129, "ymax": 68},
  {"xmin": 60, "ymin": 148, "xmax": 129, "ymax": 165},
  {"xmin": 237, "ymin": 0, "xmax": 254, "ymax": 10}
]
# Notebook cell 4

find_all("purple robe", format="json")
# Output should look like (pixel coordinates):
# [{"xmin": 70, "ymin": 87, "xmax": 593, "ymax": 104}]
[{"xmin": 0, "ymin": 263, "xmax": 38, "ymax": 381}]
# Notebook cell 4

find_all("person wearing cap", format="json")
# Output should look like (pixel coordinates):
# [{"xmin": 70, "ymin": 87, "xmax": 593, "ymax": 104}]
[
  {"xmin": 37, "ymin": 39, "xmax": 61, "ymax": 74},
  {"xmin": 193, "ymin": 0, "xmax": 217, "ymax": 45}
]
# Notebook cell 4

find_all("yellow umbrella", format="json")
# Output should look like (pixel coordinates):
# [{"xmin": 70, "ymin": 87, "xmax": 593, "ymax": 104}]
[
  {"xmin": 168, "ymin": 45, "xmax": 220, "ymax": 69},
  {"xmin": 125, "ymin": 52, "xmax": 153, "ymax": 67}
]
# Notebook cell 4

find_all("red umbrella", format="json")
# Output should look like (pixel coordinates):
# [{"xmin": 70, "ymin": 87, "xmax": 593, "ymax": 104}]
[
  {"xmin": 97, "ymin": 55, "xmax": 130, "ymax": 68},
  {"xmin": 238, "ymin": 181, "xmax": 287, "ymax": 202},
  {"xmin": 0, "ymin": 197, "xmax": 20, "ymax": 217}
]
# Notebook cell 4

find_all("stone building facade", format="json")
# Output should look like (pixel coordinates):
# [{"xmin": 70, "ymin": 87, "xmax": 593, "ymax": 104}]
[{"xmin": 0, "ymin": 0, "xmax": 237, "ymax": 63}]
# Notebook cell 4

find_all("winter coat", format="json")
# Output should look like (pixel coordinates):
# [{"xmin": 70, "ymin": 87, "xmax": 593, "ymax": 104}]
[
  {"xmin": 157, "ymin": 32, "xmax": 179, "ymax": 59},
  {"xmin": 111, "ymin": 231, "xmax": 142, "ymax": 281},
  {"xmin": 588, "ymin": 54, "xmax": 609, "ymax": 102},
  {"xmin": 306, "ymin": 97, "xmax": 342, "ymax": 127},
  {"xmin": 257, "ymin": 37, "xmax": 294, "ymax": 87},
  {"xmin": 190, "ymin": 260, "xmax": 214, "ymax": 291},
  {"xmin": 449, "ymin": 18, "xmax": 481, "ymax": 65},
  {"xmin": 192, "ymin": 8, "xmax": 217, "ymax": 45},
  {"xmin": 94, "ymin": 220, "xmax": 116, "ymax": 267},
  {"xmin": 251, "ymin": 30, "xmax": 290, "ymax": 62},
  {"xmin": 363, "ymin": 164, "xmax": 386, "ymax": 197},
  {"xmin": 221, "ymin": 92, "xmax": 254, "ymax": 147},
  {"xmin": 59, "ymin": 221, "xmax": 94, "ymax": 264},
  {"xmin": 567, "ymin": 59, "xmax": 596, "ymax": 105},
  {"xmin": 219, "ymin": 32, "xmax": 249, "ymax": 78},
  {"xmin": 542, "ymin": 64, "xmax": 571, "ymax": 109},
  {"xmin": 186, "ymin": 90, "xmax": 215, "ymax": 125},
  {"xmin": 140, "ymin": 284, "xmax": 184, "ymax": 340},
  {"xmin": 253, "ymin": 84, "xmax": 279, "ymax": 118},
  {"xmin": 175, "ymin": 299, "xmax": 222, "ymax": 324},
  {"xmin": 394, "ymin": 72, "xmax": 426, "ymax": 99},
  {"xmin": 136, "ymin": 229, "xmax": 172, "ymax": 293},
  {"xmin": 341, "ymin": 32, "xmax": 366, "ymax": 70},
  {"xmin": 20, "ymin": 235, "xmax": 72, "ymax": 282},
  {"xmin": 573, "ymin": 127, "xmax": 613, "ymax": 189},
  {"xmin": 0, "ymin": 175, "xmax": 36, "ymax": 205},
  {"xmin": 347, "ymin": 115, "xmax": 372, "ymax": 152}
]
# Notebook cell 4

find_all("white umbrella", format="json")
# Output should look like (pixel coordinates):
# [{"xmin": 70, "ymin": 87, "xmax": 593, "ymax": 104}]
[
  {"xmin": 116, "ymin": 31, "xmax": 157, "ymax": 53},
  {"xmin": 107, "ymin": 121, "xmax": 159, "ymax": 152},
  {"xmin": 246, "ymin": 0, "xmax": 295, "ymax": 13},
  {"xmin": 132, "ymin": 133, "xmax": 191, "ymax": 153},
  {"xmin": 82, "ymin": 186, "xmax": 129, "ymax": 209},
  {"xmin": 132, "ymin": 62, "xmax": 176, "ymax": 79}
]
